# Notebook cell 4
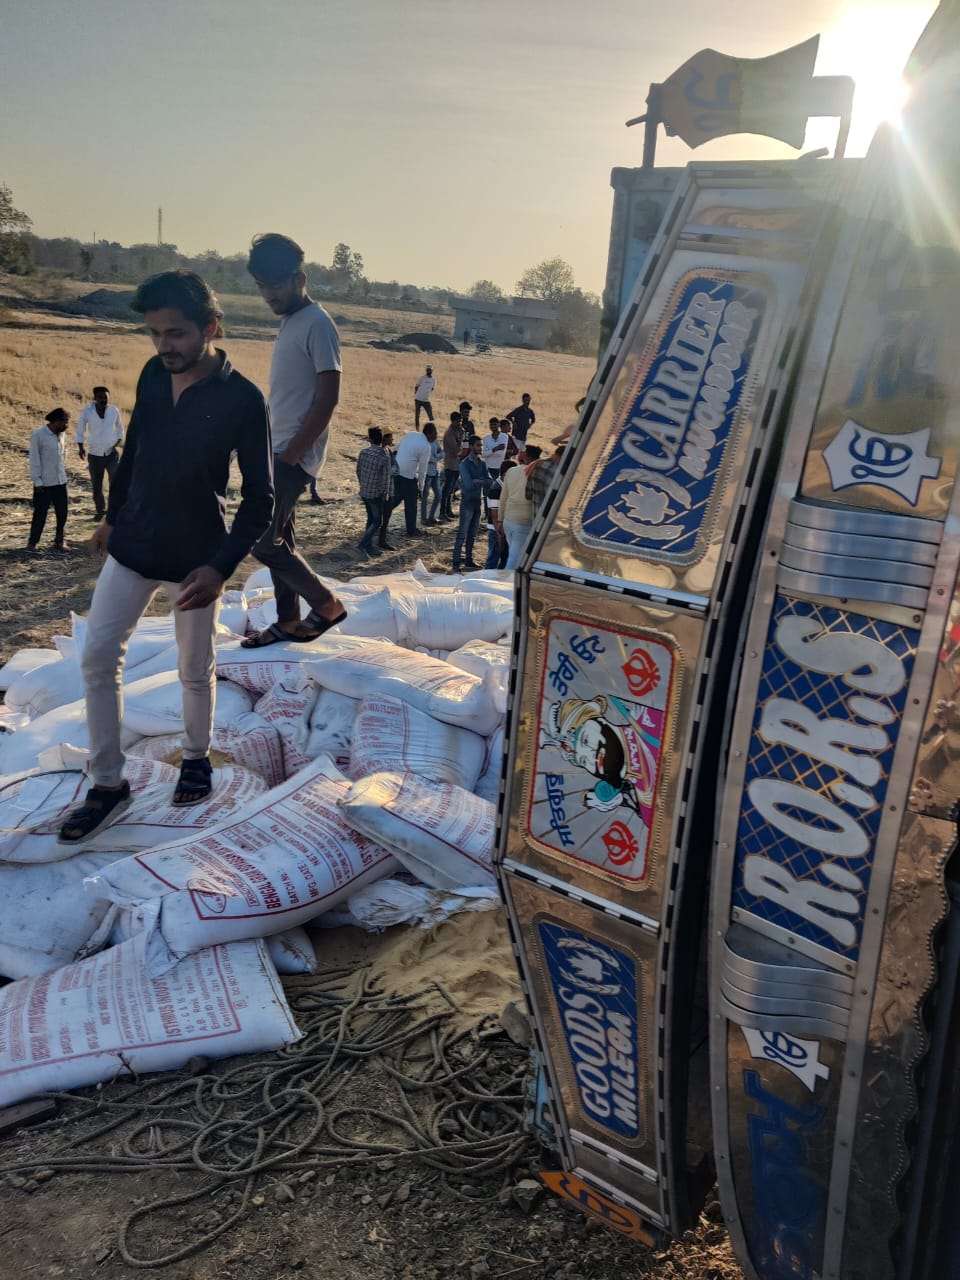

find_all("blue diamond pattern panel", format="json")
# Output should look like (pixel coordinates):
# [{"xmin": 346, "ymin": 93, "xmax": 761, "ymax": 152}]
[{"xmin": 730, "ymin": 594, "xmax": 919, "ymax": 963}]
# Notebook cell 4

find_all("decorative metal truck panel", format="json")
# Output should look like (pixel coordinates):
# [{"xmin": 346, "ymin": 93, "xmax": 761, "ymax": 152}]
[
  {"xmin": 498, "ymin": 161, "xmax": 849, "ymax": 1238},
  {"xmin": 711, "ymin": 115, "xmax": 960, "ymax": 1280}
]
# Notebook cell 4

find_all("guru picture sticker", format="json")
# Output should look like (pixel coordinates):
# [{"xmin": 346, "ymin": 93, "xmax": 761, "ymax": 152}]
[{"xmin": 525, "ymin": 613, "xmax": 677, "ymax": 886}]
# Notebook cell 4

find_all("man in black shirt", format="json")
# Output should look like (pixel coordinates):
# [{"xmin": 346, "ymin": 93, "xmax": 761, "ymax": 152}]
[
  {"xmin": 507, "ymin": 393, "xmax": 536, "ymax": 457},
  {"xmin": 59, "ymin": 271, "xmax": 273, "ymax": 842}
]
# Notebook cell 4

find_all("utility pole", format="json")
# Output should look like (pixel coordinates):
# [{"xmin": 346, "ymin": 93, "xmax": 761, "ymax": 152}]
[{"xmin": 158, "ymin": 207, "xmax": 163, "ymax": 246}]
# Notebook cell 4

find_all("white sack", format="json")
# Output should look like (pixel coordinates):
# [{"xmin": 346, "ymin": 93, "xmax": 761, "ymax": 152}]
[
  {"xmin": 446, "ymin": 640, "xmax": 511, "ymax": 716},
  {"xmin": 304, "ymin": 637, "xmax": 501, "ymax": 737},
  {"xmin": 339, "ymin": 771, "xmax": 497, "ymax": 889},
  {"xmin": 0, "ymin": 649, "xmax": 61, "ymax": 693},
  {"xmin": 344, "ymin": 878, "xmax": 500, "ymax": 931},
  {"xmin": 122, "ymin": 670, "xmax": 255, "ymax": 736},
  {"xmin": 127, "ymin": 711, "xmax": 287, "ymax": 789},
  {"xmin": 0, "ymin": 759, "xmax": 266, "ymax": 865},
  {"xmin": 0, "ymin": 849, "xmax": 120, "ymax": 979},
  {"xmin": 349, "ymin": 696, "xmax": 486, "ymax": 790},
  {"xmin": 90, "ymin": 755, "xmax": 398, "ymax": 974},
  {"xmin": 392, "ymin": 591, "xmax": 512, "ymax": 651},
  {"xmin": 0, "ymin": 708, "xmax": 30, "ymax": 735},
  {"xmin": 0, "ymin": 936, "xmax": 302, "ymax": 1107},
  {"xmin": 267, "ymin": 927, "xmax": 317, "ymax": 974},
  {"xmin": 0, "ymin": 702, "xmax": 139, "ymax": 776},
  {"xmin": 214, "ymin": 634, "xmax": 371, "ymax": 695},
  {"xmin": 254, "ymin": 671, "xmax": 320, "ymax": 777},
  {"xmin": 302, "ymin": 688, "xmax": 357, "ymax": 768},
  {"xmin": 5, "ymin": 641, "xmax": 181, "ymax": 720},
  {"xmin": 475, "ymin": 726, "xmax": 505, "ymax": 804}
]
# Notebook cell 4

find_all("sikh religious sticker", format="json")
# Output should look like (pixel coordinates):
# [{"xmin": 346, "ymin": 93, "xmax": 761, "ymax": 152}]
[{"xmin": 525, "ymin": 613, "xmax": 677, "ymax": 884}]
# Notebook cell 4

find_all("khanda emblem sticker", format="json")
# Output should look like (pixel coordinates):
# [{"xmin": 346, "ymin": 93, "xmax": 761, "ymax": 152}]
[
  {"xmin": 823, "ymin": 418, "xmax": 941, "ymax": 506},
  {"xmin": 527, "ymin": 615, "xmax": 676, "ymax": 884}
]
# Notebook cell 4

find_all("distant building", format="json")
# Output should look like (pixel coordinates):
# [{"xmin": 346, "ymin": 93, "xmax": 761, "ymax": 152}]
[{"xmin": 450, "ymin": 296, "xmax": 557, "ymax": 350}]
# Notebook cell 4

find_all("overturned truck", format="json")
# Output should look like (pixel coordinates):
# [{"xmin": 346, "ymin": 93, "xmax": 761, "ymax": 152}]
[{"xmin": 495, "ymin": 22, "xmax": 960, "ymax": 1280}]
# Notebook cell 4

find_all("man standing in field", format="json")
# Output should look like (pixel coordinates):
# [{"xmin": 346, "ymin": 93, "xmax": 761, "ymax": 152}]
[
  {"xmin": 58, "ymin": 270, "xmax": 273, "ymax": 842},
  {"xmin": 27, "ymin": 407, "xmax": 71, "ymax": 552},
  {"xmin": 414, "ymin": 364, "xmax": 436, "ymax": 429},
  {"xmin": 356, "ymin": 427, "xmax": 392, "ymax": 557},
  {"xmin": 507, "ymin": 392, "xmax": 535, "ymax": 458},
  {"xmin": 394, "ymin": 423, "xmax": 436, "ymax": 537},
  {"xmin": 452, "ymin": 435, "xmax": 491, "ymax": 572},
  {"xmin": 243, "ymin": 232, "xmax": 348, "ymax": 647},
  {"xmin": 75, "ymin": 386, "xmax": 124, "ymax": 521}
]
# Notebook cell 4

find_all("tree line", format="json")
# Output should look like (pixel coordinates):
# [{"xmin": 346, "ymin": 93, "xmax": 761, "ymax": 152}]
[{"xmin": 0, "ymin": 183, "xmax": 599, "ymax": 356}]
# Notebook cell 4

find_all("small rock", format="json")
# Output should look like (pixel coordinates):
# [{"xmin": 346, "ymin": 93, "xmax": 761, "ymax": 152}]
[
  {"xmin": 92, "ymin": 1245, "xmax": 112, "ymax": 1264},
  {"xmin": 298, "ymin": 1170, "xmax": 317, "ymax": 1185},
  {"xmin": 324, "ymin": 1173, "xmax": 336, "ymax": 1187},
  {"xmin": 395, "ymin": 1181, "xmax": 412, "ymax": 1204},
  {"xmin": 251, "ymin": 1194, "xmax": 266, "ymax": 1208},
  {"xmin": 377, "ymin": 1191, "xmax": 393, "ymax": 1209},
  {"xmin": 360, "ymin": 1194, "xmax": 373, "ymax": 1206},
  {"xmin": 32, "ymin": 1168, "xmax": 55, "ymax": 1184},
  {"xmin": 273, "ymin": 1184, "xmax": 296, "ymax": 1204},
  {"xmin": 500, "ymin": 999, "xmax": 532, "ymax": 1048},
  {"xmin": 21, "ymin": 1179, "xmax": 38, "ymax": 1194},
  {"xmin": 470, "ymin": 1263, "xmax": 491, "ymax": 1279},
  {"xmin": 376, "ymin": 1158, "xmax": 396, "ymax": 1171},
  {"xmin": 511, "ymin": 1178, "xmax": 544, "ymax": 1214},
  {"xmin": 547, "ymin": 1222, "xmax": 566, "ymax": 1242}
]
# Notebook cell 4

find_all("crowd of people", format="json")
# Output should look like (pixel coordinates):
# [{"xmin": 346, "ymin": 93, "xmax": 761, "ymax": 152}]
[
  {"xmin": 20, "ymin": 238, "xmax": 568, "ymax": 841},
  {"xmin": 362, "ymin": 380, "xmax": 564, "ymax": 570}
]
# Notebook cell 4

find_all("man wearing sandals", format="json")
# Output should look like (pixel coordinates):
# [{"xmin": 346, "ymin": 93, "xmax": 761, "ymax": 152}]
[
  {"xmin": 242, "ymin": 233, "xmax": 348, "ymax": 649},
  {"xmin": 59, "ymin": 271, "xmax": 273, "ymax": 843}
]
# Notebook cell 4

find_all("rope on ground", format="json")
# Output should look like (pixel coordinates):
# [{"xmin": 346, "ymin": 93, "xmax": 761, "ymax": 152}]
[{"xmin": 0, "ymin": 964, "xmax": 534, "ymax": 1268}]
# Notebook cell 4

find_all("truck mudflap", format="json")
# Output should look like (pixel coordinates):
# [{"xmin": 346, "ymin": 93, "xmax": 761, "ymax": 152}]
[
  {"xmin": 496, "ymin": 160, "xmax": 850, "ymax": 1236},
  {"xmin": 710, "ymin": 118, "xmax": 960, "ymax": 1280}
]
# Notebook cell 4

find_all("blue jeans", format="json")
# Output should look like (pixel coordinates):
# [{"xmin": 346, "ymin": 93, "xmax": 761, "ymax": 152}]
[
  {"xmin": 484, "ymin": 527, "xmax": 508, "ymax": 569},
  {"xmin": 503, "ymin": 518, "xmax": 532, "ymax": 571},
  {"xmin": 421, "ymin": 473, "xmax": 441, "ymax": 524},
  {"xmin": 452, "ymin": 499, "xmax": 481, "ymax": 568},
  {"xmin": 359, "ymin": 496, "xmax": 384, "ymax": 549}
]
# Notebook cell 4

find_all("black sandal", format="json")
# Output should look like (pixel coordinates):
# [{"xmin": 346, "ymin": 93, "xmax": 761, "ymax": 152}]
[
  {"xmin": 58, "ymin": 781, "xmax": 132, "ymax": 845},
  {"xmin": 303, "ymin": 607, "xmax": 348, "ymax": 637},
  {"xmin": 173, "ymin": 757, "xmax": 213, "ymax": 807}
]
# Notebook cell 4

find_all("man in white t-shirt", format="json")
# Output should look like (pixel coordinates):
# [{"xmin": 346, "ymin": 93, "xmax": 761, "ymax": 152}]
[
  {"xmin": 414, "ymin": 365, "xmax": 436, "ymax": 430},
  {"xmin": 482, "ymin": 417, "xmax": 513, "ymax": 476},
  {"xmin": 242, "ymin": 233, "xmax": 347, "ymax": 648},
  {"xmin": 75, "ymin": 386, "xmax": 124, "ymax": 521},
  {"xmin": 394, "ymin": 424, "xmax": 436, "ymax": 536}
]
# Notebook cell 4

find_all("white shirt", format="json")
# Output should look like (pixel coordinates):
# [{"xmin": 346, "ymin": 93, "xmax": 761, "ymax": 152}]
[
  {"xmin": 268, "ymin": 301, "xmax": 341, "ymax": 478},
  {"xmin": 414, "ymin": 374, "xmax": 436, "ymax": 401},
  {"xmin": 75, "ymin": 402, "xmax": 124, "ymax": 455},
  {"xmin": 29, "ymin": 425, "xmax": 67, "ymax": 487},
  {"xmin": 395, "ymin": 431, "xmax": 431, "ymax": 486},
  {"xmin": 482, "ymin": 431, "xmax": 512, "ymax": 474}
]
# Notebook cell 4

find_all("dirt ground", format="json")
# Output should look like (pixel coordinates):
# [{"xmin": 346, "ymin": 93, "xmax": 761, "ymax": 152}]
[{"xmin": 0, "ymin": 291, "xmax": 742, "ymax": 1279}]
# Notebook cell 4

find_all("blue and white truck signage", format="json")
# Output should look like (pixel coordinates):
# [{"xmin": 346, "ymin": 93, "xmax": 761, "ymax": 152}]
[{"xmin": 575, "ymin": 271, "xmax": 765, "ymax": 563}]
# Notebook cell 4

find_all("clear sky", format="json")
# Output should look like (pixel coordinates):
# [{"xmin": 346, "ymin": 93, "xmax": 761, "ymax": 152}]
[{"xmin": 0, "ymin": 0, "xmax": 934, "ymax": 295}]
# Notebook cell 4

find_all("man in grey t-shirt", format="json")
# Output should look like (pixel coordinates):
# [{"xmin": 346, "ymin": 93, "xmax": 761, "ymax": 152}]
[{"xmin": 242, "ymin": 233, "xmax": 347, "ymax": 647}]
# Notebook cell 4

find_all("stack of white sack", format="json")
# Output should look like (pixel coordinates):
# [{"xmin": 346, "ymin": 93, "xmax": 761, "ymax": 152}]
[
  {"xmin": 0, "ymin": 747, "xmax": 267, "ymax": 979},
  {"xmin": 0, "ymin": 567, "xmax": 512, "ymax": 1096},
  {"xmin": 89, "ymin": 754, "xmax": 399, "ymax": 976}
]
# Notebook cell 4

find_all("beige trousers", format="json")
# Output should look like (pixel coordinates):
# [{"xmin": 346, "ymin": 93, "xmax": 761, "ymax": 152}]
[{"xmin": 81, "ymin": 555, "xmax": 220, "ymax": 787}]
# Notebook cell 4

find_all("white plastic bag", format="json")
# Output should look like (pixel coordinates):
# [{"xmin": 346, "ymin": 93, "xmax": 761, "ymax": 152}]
[
  {"xmin": 0, "ymin": 936, "xmax": 302, "ymax": 1107},
  {"xmin": 89, "ymin": 755, "xmax": 398, "ymax": 974},
  {"xmin": 392, "ymin": 591, "xmax": 512, "ymax": 651},
  {"xmin": 304, "ymin": 638, "xmax": 501, "ymax": 737},
  {"xmin": 349, "ymin": 696, "xmax": 486, "ymax": 790},
  {"xmin": 339, "ymin": 771, "xmax": 497, "ymax": 889},
  {"xmin": 344, "ymin": 878, "xmax": 500, "ymax": 931}
]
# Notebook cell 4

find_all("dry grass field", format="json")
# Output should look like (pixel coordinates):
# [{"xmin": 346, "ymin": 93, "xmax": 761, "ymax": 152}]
[{"xmin": 0, "ymin": 298, "xmax": 594, "ymax": 662}]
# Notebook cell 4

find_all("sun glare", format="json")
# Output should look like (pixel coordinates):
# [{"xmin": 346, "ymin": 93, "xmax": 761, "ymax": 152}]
[{"xmin": 819, "ymin": 4, "xmax": 934, "ymax": 154}]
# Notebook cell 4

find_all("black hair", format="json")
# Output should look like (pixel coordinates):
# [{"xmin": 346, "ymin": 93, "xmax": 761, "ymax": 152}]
[
  {"xmin": 131, "ymin": 270, "xmax": 224, "ymax": 336},
  {"xmin": 93, "ymin": 385, "xmax": 109, "ymax": 397},
  {"xmin": 423, "ymin": 423, "xmax": 438, "ymax": 438},
  {"xmin": 450, "ymin": 411, "xmax": 461, "ymax": 422},
  {"xmin": 247, "ymin": 233, "xmax": 305, "ymax": 281},
  {"xmin": 45, "ymin": 407, "xmax": 67, "ymax": 424},
  {"xmin": 525, "ymin": 444, "xmax": 543, "ymax": 461},
  {"xmin": 499, "ymin": 459, "xmax": 517, "ymax": 477},
  {"xmin": 367, "ymin": 427, "xmax": 383, "ymax": 445},
  {"xmin": 596, "ymin": 723, "xmax": 625, "ymax": 787}
]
